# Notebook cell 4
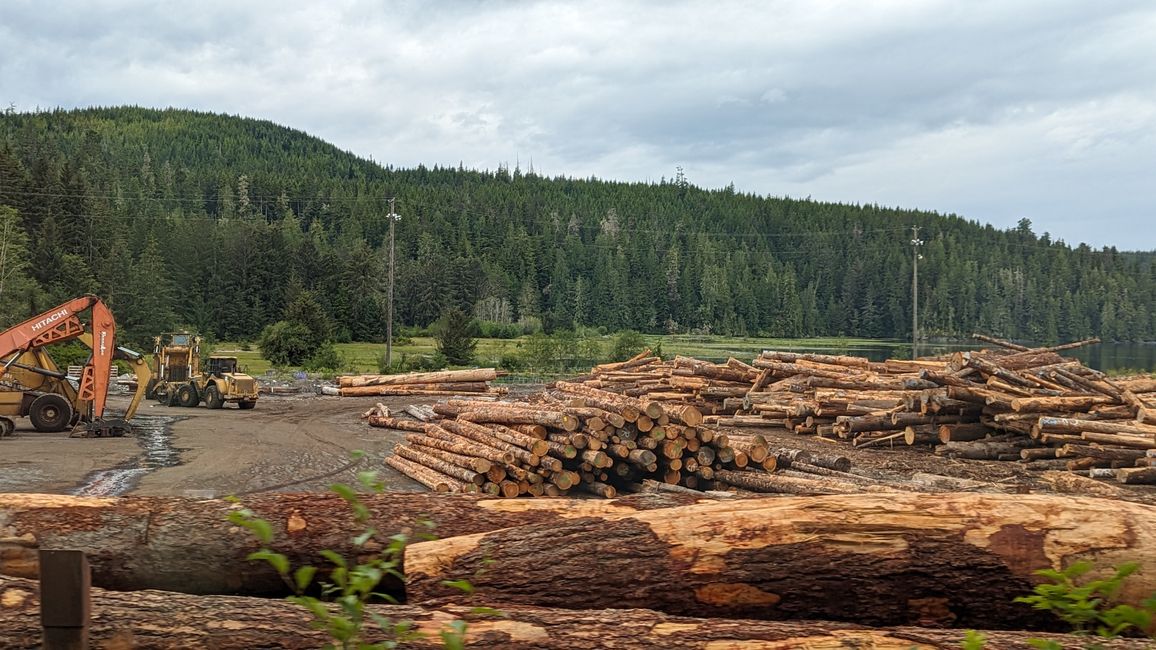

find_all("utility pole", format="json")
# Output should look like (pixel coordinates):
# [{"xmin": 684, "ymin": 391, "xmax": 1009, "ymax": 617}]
[
  {"xmin": 911, "ymin": 225, "xmax": 923, "ymax": 360},
  {"xmin": 385, "ymin": 197, "xmax": 401, "ymax": 369}
]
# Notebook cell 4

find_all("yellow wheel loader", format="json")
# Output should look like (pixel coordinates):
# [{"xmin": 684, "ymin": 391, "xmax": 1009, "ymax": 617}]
[{"xmin": 147, "ymin": 333, "xmax": 259, "ymax": 410}]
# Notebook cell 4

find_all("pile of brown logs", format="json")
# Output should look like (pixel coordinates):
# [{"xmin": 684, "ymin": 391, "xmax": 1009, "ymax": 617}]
[
  {"xmin": 369, "ymin": 379, "xmax": 888, "ymax": 497},
  {"xmin": 332, "ymin": 368, "xmax": 508, "ymax": 397},
  {"xmin": 737, "ymin": 336, "xmax": 1156, "ymax": 484},
  {"xmin": 565, "ymin": 338, "xmax": 1156, "ymax": 487},
  {"xmin": 6, "ymin": 491, "xmax": 1156, "ymax": 648}
]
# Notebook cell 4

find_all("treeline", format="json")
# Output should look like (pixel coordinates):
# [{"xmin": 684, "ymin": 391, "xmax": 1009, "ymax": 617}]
[{"xmin": 0, "ymin": 106, "xmax": 1153, "ymax": 347}]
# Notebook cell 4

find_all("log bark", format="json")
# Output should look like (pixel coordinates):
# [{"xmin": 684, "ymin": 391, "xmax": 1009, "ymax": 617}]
[
  {"xmin": 385, "ymin": 455, "xmax": 463, "ymax": 493},
  {"xmin": 405, "ymin": 493, "xmax": 1156, "ymax": 629},
  {"xmin": 1010, "ymin": 395, "xmax": 1117, "ymax": 412},
  {"xmin": 457, "ymin": 405, "xmax": 579, "ymax": 431},
  {"xmin": 1037, "ymin": 416, "xmax": 1156, "ymax": 438},
  {"xmin": 1116, "ymin": 467, "xmax": 1156, "ymax": 485},
  {"xmin": 341, "ymin": 386, "xmax": 500, "ymax": 397},
  {"xmin": 3, "ymin": 577, "xmax": 1148, "ymax": 650},
  {"xmin": 0, "ymin": 492, "xmax": 702, "ymax": 596},
  {"xmin": 338, "ymin": 368, "xmax": 499, "ymax": 388}
]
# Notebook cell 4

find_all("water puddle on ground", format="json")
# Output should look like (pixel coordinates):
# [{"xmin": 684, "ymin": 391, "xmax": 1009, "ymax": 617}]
[{"xmin": 72, "ymin": 415, "xmax": 182, "ymax": 496}]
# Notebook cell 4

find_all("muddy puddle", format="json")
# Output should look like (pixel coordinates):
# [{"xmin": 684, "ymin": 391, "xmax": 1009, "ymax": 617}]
[{"xmin": 72, "ymin": 415, "xmax": 182, "ymax": 496}]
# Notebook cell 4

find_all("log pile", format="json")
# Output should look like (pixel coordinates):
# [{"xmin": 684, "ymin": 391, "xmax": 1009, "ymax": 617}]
[
  {"xmin": 333, "ymin": 368, "xmax": 509, "ymax": 397},
  {"xmin": 6, "ymin": 575, "xmax": 1152, "ymax": 649},
  {"xmin": 6, "ymin": 492, "xmax": 1156, "ymax": 637},
  {"xmin": 368, "ymin": 378, "xmax": 894, "ymax": 497},
  {"xmin": 572, "ymin": 338, "xmax": 1156, "ymax": 487}
]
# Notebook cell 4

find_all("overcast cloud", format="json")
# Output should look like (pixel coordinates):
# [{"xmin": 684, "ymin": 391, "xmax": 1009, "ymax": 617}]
[{"xmin": 2, "ymin": 0, "xmax": 1154, "ymax": 249}]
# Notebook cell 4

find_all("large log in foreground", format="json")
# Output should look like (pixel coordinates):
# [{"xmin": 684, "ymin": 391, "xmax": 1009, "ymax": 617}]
[
  {"xmin": 406, "ymin": 492, "xmax": 1156, "ymax": 629},
  {"xmin": 1, "ymin": 577, "xmax": 1149, "ymax": 650},
  {"xmin": 0, "ymin": 492, "xmax": 702, "ymax": 596}
]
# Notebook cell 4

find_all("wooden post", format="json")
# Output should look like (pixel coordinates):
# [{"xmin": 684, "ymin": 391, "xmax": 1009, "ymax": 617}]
[{"xmin": 40, "ymin": 549, "xmax": 90, "ymax": 650}]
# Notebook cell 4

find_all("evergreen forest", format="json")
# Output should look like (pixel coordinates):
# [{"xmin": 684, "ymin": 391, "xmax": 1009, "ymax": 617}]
[{"xmin": 1, "ymin": 106, "xmax": 1153, "ymax": 348}]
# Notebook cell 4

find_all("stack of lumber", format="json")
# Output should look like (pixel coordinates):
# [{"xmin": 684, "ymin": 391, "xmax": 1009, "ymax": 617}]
[
  {"xmin": 369, "ymin": 383, "xmax": 899, "ymax": 497},
  {"xmin": 7, "ymin": 492, "xmax": 1156, "ymax": 647},
  {"xmin": 332, "ymin": 368, "xmax": 508, "ymax": 397}
]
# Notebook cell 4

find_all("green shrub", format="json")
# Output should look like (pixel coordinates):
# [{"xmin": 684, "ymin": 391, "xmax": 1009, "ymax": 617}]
[
  {"xmin": 433, "ymin": 309, "xmax": 477, "ymax": 366},
  {"xmin": 1014, "ymin": 561, "xmax": 1156, "ymax": 638},
  {"xmin": 378, "ymin": 353, "xmax": 445, "ymax": 374},
  {"xmin": 304, "ymin": 344, "xmax": 345, "ymax": 372},
  {"xmin": 610, "ymin": 330, "xmax": 648, "ymax": 361},
  {"xmin": 259, "ymin": 320, "xmax": 314, "ymax": 367},
  {"xmin": 46, "ymin": 341, "xmax": 93, "ymax": 370},
  {"xmin": 475, "ymin": 320, "xmax": 522, "ymax": 339}
]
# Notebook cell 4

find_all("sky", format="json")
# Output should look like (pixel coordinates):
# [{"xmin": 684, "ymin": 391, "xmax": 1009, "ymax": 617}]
[{"xmin": 1, "ymin": 0, "xmax": 1154, "ymax": 250}]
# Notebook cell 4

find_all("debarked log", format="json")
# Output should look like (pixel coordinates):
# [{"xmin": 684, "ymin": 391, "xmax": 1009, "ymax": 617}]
[
  {"xmin": 338, "ymin": 368, "xmax": 499, "ymax": 388},
  {"xmin": 0, "ymin": 492, "xmax": 701, "ymax": 596},
  {"xmin": 405, "ymin": 492, "xmax": 1156, "ymax": 629},
  {"xmin": 2, "ymin": 577, "xmax": 1150, "ymax": 650}
]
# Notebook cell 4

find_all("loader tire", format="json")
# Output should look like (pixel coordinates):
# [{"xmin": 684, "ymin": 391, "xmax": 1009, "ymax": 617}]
[
  {"xmin": 204, "ymin": 385, "xmax": 225, "ymax": 410},
  {"xmin": 238, "ymin": 400, "xmax": 257, "ymax": 410},
  {"xmin": 29, "ymin": 394, "xmax": 73, "ymax": 433},
  {"xmin": 177, "ymin": 384, "xmax": 199, "ymax": 408}
]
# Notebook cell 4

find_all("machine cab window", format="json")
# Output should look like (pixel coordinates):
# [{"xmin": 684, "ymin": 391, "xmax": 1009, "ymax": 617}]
[{"xmin": 207, "ymin": 357, "xmax": 238, "ymax": 376}]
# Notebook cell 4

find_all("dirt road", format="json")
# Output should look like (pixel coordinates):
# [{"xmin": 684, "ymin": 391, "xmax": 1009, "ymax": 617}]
[
  {"xmin": 0, "ymin": 393, "xmax": 425, "ymax": 497},
  {"xmin": 5, "ymin": 389, "xmax": 1155, "ymax": 501}
]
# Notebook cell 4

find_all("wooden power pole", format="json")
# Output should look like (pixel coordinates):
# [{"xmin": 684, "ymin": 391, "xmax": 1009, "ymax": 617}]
[
  {"xmin": 385, "ymin": 198, "xmax": 401, "ymax": 369},
  {"xmin": 911, "ymin": 225, "xmax": 923, "ymax": 359}
]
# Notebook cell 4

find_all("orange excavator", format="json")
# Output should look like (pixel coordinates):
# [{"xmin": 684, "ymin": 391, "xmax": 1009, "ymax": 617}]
[{"xmin": 0, "ymin": 294, "xmax": 152, "ymax": 437}]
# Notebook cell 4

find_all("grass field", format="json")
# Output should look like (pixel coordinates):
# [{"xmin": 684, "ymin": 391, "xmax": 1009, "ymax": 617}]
[{"xmin": 213, "ymin": 334, "xmax": 910, "ymax": 378}]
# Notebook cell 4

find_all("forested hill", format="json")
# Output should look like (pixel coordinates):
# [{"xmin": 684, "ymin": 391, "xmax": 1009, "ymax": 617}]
[{"xmin": 0, "ymin": 106, "xmax": 1153, "ymax": 346}]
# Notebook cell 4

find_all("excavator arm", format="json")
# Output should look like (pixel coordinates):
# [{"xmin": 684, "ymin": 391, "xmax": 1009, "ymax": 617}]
[
  {"xmin": 0, "ymin": 294, "xmax": 118, "ymax": 429},
  {"xmin": 116, "ymin": 346, "xmax": 152, "ymax": 422}
]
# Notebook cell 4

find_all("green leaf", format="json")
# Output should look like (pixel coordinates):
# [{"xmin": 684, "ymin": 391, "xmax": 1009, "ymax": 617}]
[
  {"xmin": 441, "ymin": 579, "xmax": 475, "ymax": 595},
  {"xmin": 294, "ymin": 566, "xmax": 317, "ymax": 592},
  {"xmin": 247, "ymin": 550, "xmax": 290, "ymax": 575},
  {"xmin": 352, "ymin": 528, "xmax": 376, "ymax": 547},
  {"xmin": 330, "ymin": 483, "xmax": 359, "ymax": 504},
  {"xmin": 247, "ymin": 517, "xmax": 275, "ymax": 544},
  {"xmin": 319, "ymin": 550, "xmax": 348, "ymax": 569}
]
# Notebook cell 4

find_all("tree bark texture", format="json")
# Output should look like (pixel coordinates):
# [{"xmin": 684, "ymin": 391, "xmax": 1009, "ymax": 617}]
[
  {"xmin": 3, "ymin": 576, "xmax": 1149, "ymax": 650},
  {"xmin": 0, "ymin": 492, "xmax": 701, "ymax": 596},
  {"xmin": 405, "ymin": 492, "xmax": 1156, "ymax": 629}
]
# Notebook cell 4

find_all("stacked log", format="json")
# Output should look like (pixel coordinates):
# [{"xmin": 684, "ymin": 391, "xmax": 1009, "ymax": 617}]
[
  {"xmin": 730, "ymin": 338, "xmax": 1156, "ymax": 481},
  {"xmin": 5, "ymin": 576, "xmax": 1153, "ymax": 649},
  {"xmin": 565, "ymin": 337, "xmax": 1156, "ymax": 488},
  {"xmin": 335, "ymin": 368, "xmax": 508, "ymax": 397},
  {"xmin": 7, "ymin": 492, "xmax": 1156, "ymax": 640},
  {"xmin": 369, "ymin": 380, "xmax": 893, "ymax": 497}
]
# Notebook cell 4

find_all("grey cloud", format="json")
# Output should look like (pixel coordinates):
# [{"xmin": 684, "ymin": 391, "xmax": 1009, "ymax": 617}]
[{"xmin": 1, "ymin": 0, "xmax": 1154, "ymax": 248}]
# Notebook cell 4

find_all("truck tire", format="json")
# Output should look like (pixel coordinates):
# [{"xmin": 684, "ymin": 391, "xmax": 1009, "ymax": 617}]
[
  {"xmin": 204, "ymin": 385, "xmax": 225, "ymax": 410},
  {"xmin": 238, "ymin": 400, "xmax": 256, "ymax": 410},
  {"xmin": 154, "ymin": 384, "xmax": 172, "ymax": 405},
  {"xmin": 29, "ymin": 394, "xmax": 74, "ymax": 433},
  {"xmin": 177, "ymin": 384, "xmax": 199, "ymax": 408}
]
